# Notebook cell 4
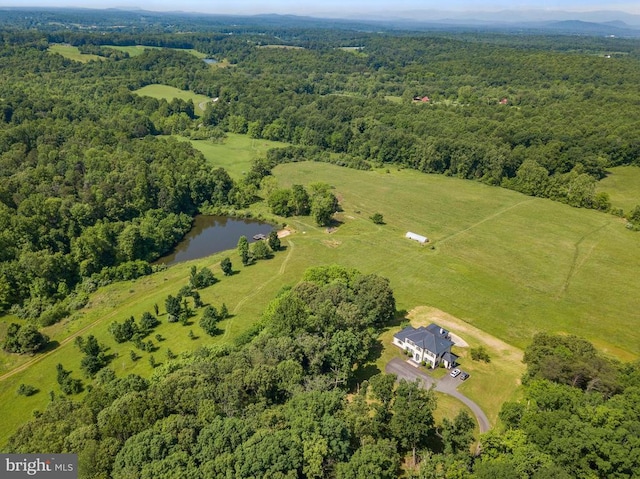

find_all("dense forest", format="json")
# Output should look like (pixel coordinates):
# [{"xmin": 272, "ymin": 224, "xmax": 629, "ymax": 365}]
[
  {"xmin": 1, "ymin": 10, "xmax": 640, "ymax": 477},
  {"xmin": 2, "ymin": 19, "xmax": 640, "ymax": 323}
]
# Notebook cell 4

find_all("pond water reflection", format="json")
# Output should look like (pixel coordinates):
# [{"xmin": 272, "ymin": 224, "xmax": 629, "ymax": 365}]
[{"xmin": 157, "ymin": 215, "xmax": 274, "ymax": 265}]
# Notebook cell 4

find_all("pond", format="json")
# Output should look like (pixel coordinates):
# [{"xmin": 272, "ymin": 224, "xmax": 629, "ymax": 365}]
[{"xmin": 157, "ymin": 215, "xmax": 275, "ymax": 266}]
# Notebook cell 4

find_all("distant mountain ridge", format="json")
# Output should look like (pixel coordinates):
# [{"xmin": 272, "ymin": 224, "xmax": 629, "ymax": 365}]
[
  {"xmin": 1, "ymin": 6, "xmax": 640, "ymax": 37},
  {"xmin": 337, "ymin": 8, "xmax": 640, "ymax": 27}
]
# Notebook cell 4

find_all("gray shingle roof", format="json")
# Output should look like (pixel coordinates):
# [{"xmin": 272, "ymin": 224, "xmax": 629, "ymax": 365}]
[{"xmin": 394, "ymin": 323, "xmax": 454, "ymax": 356}]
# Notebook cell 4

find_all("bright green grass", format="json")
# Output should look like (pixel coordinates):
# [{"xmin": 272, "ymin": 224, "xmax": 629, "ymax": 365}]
[
  {"xmin": 2, "ymin": 161, "xmax": 639, "ymax": 444},
  {"xmin": 177, "ymin": 133, "xmax": 289, "ymax": 179},
  {"xmin": 103, "ymin": 45, "xmax": 207, "ymax": 59},
  {"xmin": 133, "ymin": 84, "xmax": 212, "ymax": 116},
  {"xmin": 597, "ymin": 165, "xmax": 640, "ymax": 214},
  {"xmin": 0, "ymin": 248, "xmax": 299, "ymax": 444},
  {"xmin": 271, "ymin": 163, "xmax": 640, "ymax": 358},
  {"xmin": 48, "ymin": 44, "xmax": 103, "ymax": 63}
]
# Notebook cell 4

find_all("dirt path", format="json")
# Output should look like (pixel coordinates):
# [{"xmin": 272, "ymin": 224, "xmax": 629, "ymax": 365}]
[{"xmin": 408, "ymin": 306, "xmax": 523, "ymax": 364}]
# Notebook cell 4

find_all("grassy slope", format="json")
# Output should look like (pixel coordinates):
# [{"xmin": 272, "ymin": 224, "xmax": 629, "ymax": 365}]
[
  {"xmin": 179, "ymin": 134, "xmax": 289, "ymax": 179},
  {"xmin": 2, "ymin": 160, "xmax": 639, "ymax": 444},
  {"xmin": 48, "ymin": 44, "xmax": 103, "ymax": 63},
  {"xmin": 0, "ymin": 248, "xmax": 298, "ymax": 443},
  {"xmin": 597, "ymin": 165, "xmax": 640, "ymax": 214},
  {"xmin": 132, "ymin": 84, "xmax": 212, "ymax": 116}
]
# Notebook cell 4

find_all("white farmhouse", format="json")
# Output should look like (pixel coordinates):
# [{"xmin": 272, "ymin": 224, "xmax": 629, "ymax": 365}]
[{"xmin": 393, "ymin": 323, "xmax": 458, "ymax": 369}]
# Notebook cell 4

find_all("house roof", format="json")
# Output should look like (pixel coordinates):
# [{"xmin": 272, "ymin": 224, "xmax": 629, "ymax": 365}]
[
  {"xmin": 442, "ymin": 351, "xmax": 458, "ymax": 364},
  {"xmin": 394, "ymin": 323, "xmax": 454, "ymax": 356}
]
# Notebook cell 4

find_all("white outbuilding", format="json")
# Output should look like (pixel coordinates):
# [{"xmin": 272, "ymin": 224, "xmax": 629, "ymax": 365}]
[{"xmin": 405, "ymin": 232, "xmax": 428, "ymax": 244}]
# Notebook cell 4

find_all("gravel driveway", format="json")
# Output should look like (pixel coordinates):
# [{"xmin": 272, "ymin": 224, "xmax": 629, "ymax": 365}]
[{"xmin": 385, "ymin": 357, "xmax": 490, "ymax": 433}]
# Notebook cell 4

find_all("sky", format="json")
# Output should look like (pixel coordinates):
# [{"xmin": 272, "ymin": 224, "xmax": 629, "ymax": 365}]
[{"xmin": 1, "ymin": 0, "xmax": 639, "ymax": 16}]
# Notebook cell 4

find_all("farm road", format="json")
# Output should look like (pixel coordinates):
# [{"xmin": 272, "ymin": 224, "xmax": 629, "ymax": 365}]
[{"xmin": 385, "ymin": 357, "xmax": 490, "ymax": 433}]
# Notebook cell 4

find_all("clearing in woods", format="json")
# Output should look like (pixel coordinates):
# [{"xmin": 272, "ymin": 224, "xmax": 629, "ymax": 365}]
[{"xmin": 2, "ymin": 153, "xmax": 639, "ymax": 445}]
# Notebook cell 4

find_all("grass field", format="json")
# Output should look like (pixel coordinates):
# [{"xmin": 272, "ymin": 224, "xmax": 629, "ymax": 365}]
[
  {"xmin": 133, "ymin": 84, "xmax": 213, "ymax": 116},
  {"xmin": 103, "ymin": 45, "xmax": 207, "ymax": 59},
  {"xmin": 177, "ymin": 133, "xmax": 289, "ymax": 179},
  {"xmin": 0, "ymin": 246, "xmax": 299, "ymax": 443},
  {"xmin": 270, "ymin": 164, "xmax": 640, "ymax": 359},
  {"xmin": 48, "ymin": 44, "xmax": 103, "ymax": 63},
  {"xmin": 2, "ymin": 156, "xmax": 639, "ymax": 445},
  {"xmin": 597, "ymin": 165, "xmax": 640, "ymax": 214}
]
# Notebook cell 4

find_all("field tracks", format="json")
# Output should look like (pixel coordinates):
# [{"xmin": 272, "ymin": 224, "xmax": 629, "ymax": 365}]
[
  {"xmin": 558, "ymin": 221, "xmax": 610, "ymax": 297},
  {"xmin": 224, "ymin": 240, "xmax": 295, "ymax": 339},
  {"xmin": 438, "ymin": 199, "xmax": 535, "ymax": 245}
]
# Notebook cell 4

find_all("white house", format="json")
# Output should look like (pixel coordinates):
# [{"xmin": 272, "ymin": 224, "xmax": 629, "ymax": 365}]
[
  {"xmin": 393, "ymin": 323, "xmax": 458, "ymax": 369},
  {"xmin": 405, "ymin": 232, "xmax": 428, "ymax": 244}
]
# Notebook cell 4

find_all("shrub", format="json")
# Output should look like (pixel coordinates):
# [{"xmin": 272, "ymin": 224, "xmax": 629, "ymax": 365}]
[
  {"xmin": 470, "ymin": 345, "xmax": 491, "ymax": 363},
  {"xmin": 370, "ymin": 212, "xmax": 384, "ymax": 224},
  {"xmin": 139, "ymin": 312, "xmax": 159, "ymax": 332},
  {"xmin": 17, "ymin": 384, "xmax": 38, "ymax": 396}
]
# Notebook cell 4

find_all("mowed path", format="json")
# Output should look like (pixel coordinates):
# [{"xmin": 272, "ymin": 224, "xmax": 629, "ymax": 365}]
[
  {"xmin": 0, "ymin": 272, "xmax": 187, "ymax": 382},
  {"xmin": 223, "ymin": 239, "xmax": 296, "ymax": 341},
  {"xmin": 1, "ymin": 238, "xmax": 297, "ymax": 382},
  {"xmin": 385, "ymin": 357, "xmax": 491, "ymax": 433}
]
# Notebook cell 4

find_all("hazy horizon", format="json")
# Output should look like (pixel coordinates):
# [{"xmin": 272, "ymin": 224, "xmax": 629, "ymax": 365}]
[{"xmin": 1, "ymin": 1, "xmax": 639, "ymax": 17}]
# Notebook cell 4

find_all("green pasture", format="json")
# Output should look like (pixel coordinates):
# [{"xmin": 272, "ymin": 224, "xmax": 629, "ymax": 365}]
[
  {"xmin": 103, "ymin": 45, "xmax": 207, "ymax": 59},
  {"xmin": 179, "ymin": 133, "xmax": 289, "ymax": 179},
  {"xmin": 597, "ymin": 165, "xmax": 640, "ymax": 214},
  {"xmin": 48, "ymin": 44, "xmax": 103, "ymax": 63},
  {"xmin": 270, "ymin": 163, "xmax": 640, "ymax": 358},
  {"xmin": 2, "ymin": 159, "xmax": 639, "ymax": 444},
  {"xmin": 0, "ymin": 248, "xmax": 298, "ymax": 444},
  {"xmin": 133, "ymin": 84, "xmax": 212, "ymax": 116}
]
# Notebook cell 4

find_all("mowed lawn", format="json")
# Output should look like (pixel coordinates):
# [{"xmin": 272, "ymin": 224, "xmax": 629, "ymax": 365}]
[
  {"xmin": 180, "ymin": 134, "xmax": 290, "ymax": 179},
  {"xmin": 133, "ymin": 84, "xmax": 213, "ymax": 116},
  {"xmin": 597, "ymin": 165, "xmax": 640, "ymax": 214},
  {"xmin": 48, "ymin": 44, "xmax": 103, "ymax": 63},
  {"xmin": 2, "ymin": 160, "xmax": 639, "ymax": 444}
]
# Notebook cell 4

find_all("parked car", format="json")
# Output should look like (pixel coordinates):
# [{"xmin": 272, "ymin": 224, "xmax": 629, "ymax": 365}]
[
  {"xmin": 460, "ymin": 372, "xmax": 470, "ymax": 380},
  {"xmin": 450, "ymin": 368, "xmax": 461, "ymax": 378}
]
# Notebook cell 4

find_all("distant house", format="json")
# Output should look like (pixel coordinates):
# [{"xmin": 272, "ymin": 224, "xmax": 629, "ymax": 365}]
[
  {"xmin": 499, "ymin": 98, "xmax": 508, "ymax": 105},
  {"xmin": 405, "ymin": 232, "xmax": 428, "ymax": 244},
  {"xmin": 393, "ymin": 323, "xmax": 458, "ymax": 368},
  {"xmin": 421, "ymin": 96, "xmax": 430, "ymax": 102}
]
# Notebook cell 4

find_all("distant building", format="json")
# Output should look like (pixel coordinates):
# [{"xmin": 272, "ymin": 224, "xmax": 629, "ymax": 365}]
[
  {"xmin": 405, "ymin": 232, "xmax": 428, "ymax": 244},
  {"xmin": 499, "ymin": 98, "xmax": 508, "ymax": 105},
  {"xmin": 393, "ymin": 323, "xmax": 458, "ymax": 368}
]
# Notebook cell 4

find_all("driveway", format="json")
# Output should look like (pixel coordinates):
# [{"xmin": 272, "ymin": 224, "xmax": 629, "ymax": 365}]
[{"xmin": 385, "ymin": 358, "xmax": 490, "ymax": 433}]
